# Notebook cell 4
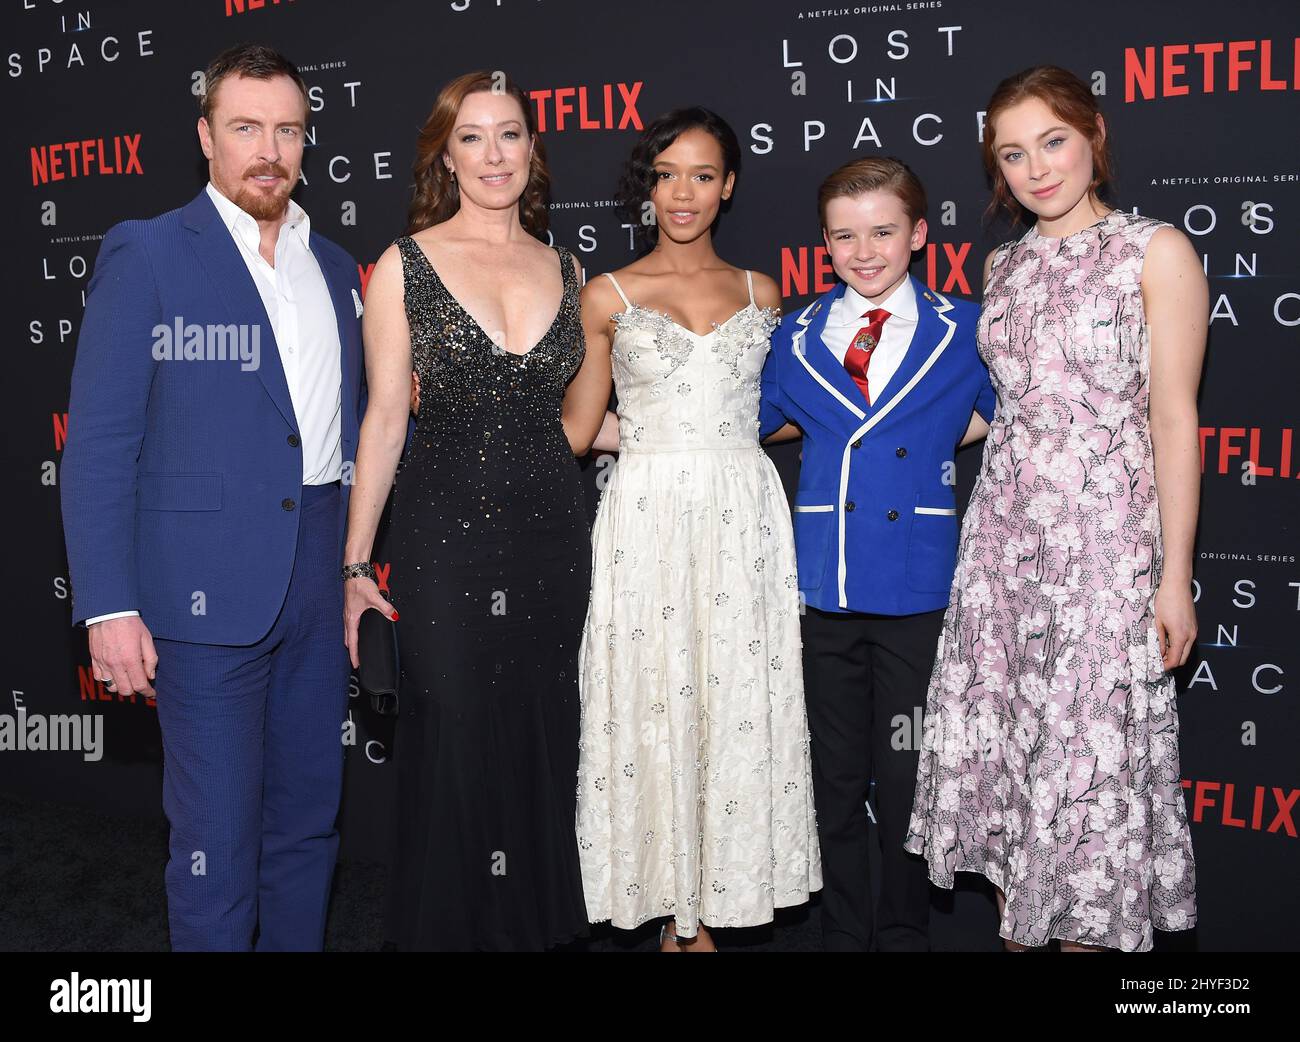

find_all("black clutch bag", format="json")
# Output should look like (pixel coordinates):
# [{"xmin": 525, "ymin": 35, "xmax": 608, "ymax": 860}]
[{"xmin": 357, "ymin": 605, "xmax": 400, "ymax": 716}]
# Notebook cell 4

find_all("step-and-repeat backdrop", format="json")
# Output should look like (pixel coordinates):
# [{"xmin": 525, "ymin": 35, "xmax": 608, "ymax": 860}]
[{"xmin": 3, "ymin": 0, "xmax": 1296, "ymax": 949}]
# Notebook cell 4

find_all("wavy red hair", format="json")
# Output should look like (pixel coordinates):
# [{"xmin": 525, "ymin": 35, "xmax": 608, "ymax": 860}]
[
  {"xmin": 406, "ymin": 71, "xmax": 551, "ymax": 237},
  {"xmin": 982, "ymin": 65, "xmax": 1113, "ymax": 224}
]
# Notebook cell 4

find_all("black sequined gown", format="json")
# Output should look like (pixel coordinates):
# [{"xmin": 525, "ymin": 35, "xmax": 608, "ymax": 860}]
[{"xmin": 383, "ymin": 236, "xmax": 590, "ymax": 950}]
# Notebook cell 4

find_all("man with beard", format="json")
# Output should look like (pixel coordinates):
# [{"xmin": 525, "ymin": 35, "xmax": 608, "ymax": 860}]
[{"xmin": 61, "ymin": 44, "xmax": 365, "ymax": 951}]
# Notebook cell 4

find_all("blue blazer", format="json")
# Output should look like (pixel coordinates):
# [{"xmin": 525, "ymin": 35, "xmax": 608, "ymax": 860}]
[
  {"xmin": 759, "ymin": 274, "xmax": 995, "ymax": 616},
  {"xmin": 61, "ymin": 188, "xmax": 365, "ymax": 645}
]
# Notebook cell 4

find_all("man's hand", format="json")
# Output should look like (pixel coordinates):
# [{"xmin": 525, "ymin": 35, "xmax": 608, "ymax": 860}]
[{"xmin": 89, "ymin": 615, "xmax": 158, "ymax": 697}]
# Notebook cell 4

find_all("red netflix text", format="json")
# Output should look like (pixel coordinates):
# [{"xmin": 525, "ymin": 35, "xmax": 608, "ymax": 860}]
[
  {"xmin": 781, "ymin": 242, "xmax": 973, "ymax": 298},
  {"xmin": 1125, "ymin": 39, "xmax": 1300, "ymax": 102},
  {"xmin": 1182, "ymin": 779, "xmax": 1298, "ymax": 837},
  {"xmin": 1199, "ymin": 427, "xmax": 1296, "ymax": 479},
  {"xmin": 529, "ymin": 83, "xmax": 643, "ymax": 132},
  {"xmin": 31, "ymin": 134, "xmax": 143, "ymax": 186}
]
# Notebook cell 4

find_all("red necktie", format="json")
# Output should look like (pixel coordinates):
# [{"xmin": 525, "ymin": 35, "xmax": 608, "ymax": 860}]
[{"xmin": 844, "ymin": 307, "xmax": 890, "ymax": 404}]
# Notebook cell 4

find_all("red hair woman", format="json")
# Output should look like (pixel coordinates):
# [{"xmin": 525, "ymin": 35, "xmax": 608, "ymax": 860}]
[
  {"xmin": 343, "ymin": 71, "xmax": 611, "ymax": 950},
  {"xmin": 905, "ymin": 65, "xmax": 1206, "ymax": 952}
]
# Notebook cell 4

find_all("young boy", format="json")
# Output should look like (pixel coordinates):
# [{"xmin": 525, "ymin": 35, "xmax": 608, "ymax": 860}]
[{"xmin": 759, "ymin": 157, "xmax": 995, "ymax": 951}]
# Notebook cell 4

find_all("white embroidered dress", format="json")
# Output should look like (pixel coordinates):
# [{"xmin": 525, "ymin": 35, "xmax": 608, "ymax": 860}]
[{"xmin": 576, "ymin": 270, "xmax": 822, "ymax": 937}]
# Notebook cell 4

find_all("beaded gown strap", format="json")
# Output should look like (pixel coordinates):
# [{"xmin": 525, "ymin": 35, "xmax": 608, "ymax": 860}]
[
  {"xmin": 394, "ymin": 235, "xmax": 425, "ymax": 289},
  {"xmin": 556, "ymin": 245, "xmax": 576, "ymax": 298},
  {"xmin": 744, "ymin": 269, "xmax": 755, "ymax": 307}
]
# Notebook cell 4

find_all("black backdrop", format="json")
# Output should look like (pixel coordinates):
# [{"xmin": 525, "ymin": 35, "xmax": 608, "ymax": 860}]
[{"xmin": 3, "ymin": 0, "xmax": 1297, "ymax": 950}]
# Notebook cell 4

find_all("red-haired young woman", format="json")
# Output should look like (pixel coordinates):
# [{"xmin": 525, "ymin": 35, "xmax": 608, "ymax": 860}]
[{"xmin": 905, "ymin": 65, "xmax": 1206, "ymax": 953}]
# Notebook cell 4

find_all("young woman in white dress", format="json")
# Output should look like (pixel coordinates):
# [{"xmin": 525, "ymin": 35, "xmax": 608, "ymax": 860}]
[{"xmin": 575, "ymin": 108, "xmax": 821, "ymax": 951}]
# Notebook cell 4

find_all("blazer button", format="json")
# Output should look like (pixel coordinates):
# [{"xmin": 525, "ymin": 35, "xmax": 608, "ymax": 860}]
[
  {"xmin": 896, "ymin": 446, "xmax": 907, "ymax": 458},
  {"xmin": 852, "ymin": 438, "xmax": 862, "ymax": 449},
  {"xmin": 845, "ymin": 500, "xmax": 856, "ymax": 512},
  {"xmin": 282, "ymin": 498, "xmax": 296, "ymax": 511},
  {"xmin": 887, "ymin": 509, "xmax": 899, "ymax": 521},
  {"xmin": 287, "ymin": 433, "xmax": 300, "ymax": 447}
]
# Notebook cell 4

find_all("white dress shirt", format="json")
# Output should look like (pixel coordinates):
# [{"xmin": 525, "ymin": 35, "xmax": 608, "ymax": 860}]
[
  {"xmin": 85, "ymin": 184, "xmax": 343, "ymax": 627},
  {"xmin": 821, "ymin": 275, "xmax": 918, "ymax": 406},
  {"xmin": 204, "ymin": 181, "xmax": 342, "ymax": 485}
]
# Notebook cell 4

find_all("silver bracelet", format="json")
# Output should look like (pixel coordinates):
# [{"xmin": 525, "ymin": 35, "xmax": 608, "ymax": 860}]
[{"xmin": 341, "ymin": 561, "xmax": 377, "ymax": 581}]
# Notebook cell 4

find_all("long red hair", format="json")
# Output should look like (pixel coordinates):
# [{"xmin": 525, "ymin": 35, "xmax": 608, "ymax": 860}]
[{"xmin": 406, "ymin": 71, "xmax": 551, "ymax": 237}]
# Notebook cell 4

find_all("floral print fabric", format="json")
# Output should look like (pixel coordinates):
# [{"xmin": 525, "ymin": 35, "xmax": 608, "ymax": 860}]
[{"xmin": 904, "ymin": 211, "xmax": 1197, "ymax": 951}]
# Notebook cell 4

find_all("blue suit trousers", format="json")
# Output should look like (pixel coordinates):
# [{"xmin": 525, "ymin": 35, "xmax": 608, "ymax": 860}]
[{"xmin": 153, "ymin": 482, "xmax": 349, "ymax": 951}]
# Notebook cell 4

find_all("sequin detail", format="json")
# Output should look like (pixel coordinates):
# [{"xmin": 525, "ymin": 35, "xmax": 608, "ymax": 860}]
[{"xmin": 382, "ymin": 235, "xmax": 591, "ymax": 950}]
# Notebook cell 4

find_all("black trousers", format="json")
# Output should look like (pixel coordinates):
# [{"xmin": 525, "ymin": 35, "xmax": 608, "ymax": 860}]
[{"xmin": 801, "ymin": 604, "xmax": 944, "ymax": 952}]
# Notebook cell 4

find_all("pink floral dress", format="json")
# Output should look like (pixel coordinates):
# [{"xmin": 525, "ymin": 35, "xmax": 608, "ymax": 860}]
[{"xmin": 903, "ymin": 209, "xmax": 1197, "ymax": 952}]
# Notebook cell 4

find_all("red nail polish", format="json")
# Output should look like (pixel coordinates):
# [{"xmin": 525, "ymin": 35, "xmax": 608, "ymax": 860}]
[{"xmin": 391, "ymin": 610, "xmax": 400, "ymax": 621}]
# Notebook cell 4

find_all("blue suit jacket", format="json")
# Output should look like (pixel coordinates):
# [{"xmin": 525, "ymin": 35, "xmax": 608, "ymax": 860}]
[
  {"xmin": 61, "ymin": 188, "xmax": 365, "ymax": 645},
  {"xmin": 759, "ymin": 274, "xmax": 995, "ymax": 616}
]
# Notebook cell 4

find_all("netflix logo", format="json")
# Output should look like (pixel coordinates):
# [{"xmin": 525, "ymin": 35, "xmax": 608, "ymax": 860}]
[
  {"xmin": 30, "ymin": 134, "xmax": 142, "ymax": 186},
  {"xmin": 529, "ymin": 83, "xmax": 643, "ymax": 132},
  {"xmin": 1182, "ymin": 779, "xmax": 1298, "ymax": 837},
  {"xmin": 1125, "ymin": 39, "xmax": 1300, "ymax": 102},
  {"xmin": 781, "ymin": 242, "xmax": 974, "ymax": 298},
  {"xmin": 226, "ymin": 0, "xmax": 295, "ymax": 14},
  {"xmin": 1199, "ymin": 427, "xmax": 1296, "ymax": 480}
]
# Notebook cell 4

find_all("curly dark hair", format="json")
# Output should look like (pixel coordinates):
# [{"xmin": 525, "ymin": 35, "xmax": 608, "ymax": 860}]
[
  {"xmin": 615, "ymin": 107, "xmax": 741, "ymax": 252},
  {"xmin": 407, "ymin": 70, "xmax": 551, "ymax": 238}
]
